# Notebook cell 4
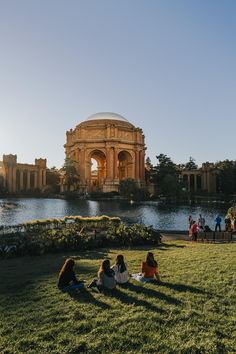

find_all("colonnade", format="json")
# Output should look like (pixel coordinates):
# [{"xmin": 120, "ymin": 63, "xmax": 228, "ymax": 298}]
[
  {"xmin": 182, "ymin": 169, "xmax": 218, "ymax": 193},
  {"xmin": 1, "ymin": 155, "xmax": 47, "ymax": 194},
  {"xmin": 5, "ymin": 167, "xmax": 47, "ymax": 193}
]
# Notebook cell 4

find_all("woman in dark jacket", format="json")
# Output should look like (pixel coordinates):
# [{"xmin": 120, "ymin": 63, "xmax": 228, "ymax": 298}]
[{"xmin": 58, "ymin": 258, "xmax": 84, "ymax": 291}]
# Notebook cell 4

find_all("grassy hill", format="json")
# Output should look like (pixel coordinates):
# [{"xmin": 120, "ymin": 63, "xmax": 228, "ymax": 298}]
[{"xmin": 0, "ymin": 241, "xmax": 235, "ymax": 353}]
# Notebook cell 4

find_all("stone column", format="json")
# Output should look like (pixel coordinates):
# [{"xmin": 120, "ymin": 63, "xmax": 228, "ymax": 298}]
[
  {"xmin": 75, "ymin": 148, "xmax": 80, "ymax": 174},
  {"xmin": 187, "ymin": 175, "xmax": 190, "ymax": 192},
  {"xmin": 194, "ymin": 174, "xmax": 197, "ymax": 192},
  {"xmin": 38, "ymin": 170, "xmax": 42, "ymax": 189},
  {"xmin": 7, "ymin": 166, "xmax": 13, "ymax": 193},
  {"xmin": 34, "ymin": 171, "xmax": 38, "ymax": 188},
  {"xmin": 139, "ymin": 150, "xmax": 145, "ymax": 180},
  {"xmin": 142, "ymin": 150, "xmax": 145, "ymax": 180},
  {"xmin": 27, "ymin": 171, "xmax": 31, "ymax": 190},
  {"xmin": 43, "ymin": 170, "xmax": 46, "ymax": 186},
  {"xmin": 114, "ymin": 149, "xmax": 118, "ymax": 179},
  {"xmin": 20, "ymin": 170, "xmax": 24, "ymax": 190},
  {"xmin": 135, "ymin": 150, "xmax": 140, "ymax": 180},
  {"xmin": 202, "ymin": 171, "xmax": 206, "ymax": 191},
  {"xmin": 139, "ymin": 151, "xmax": 142, "ymax": 179},
  {"xmin": 12, "ymin": 167, "xmax": 17, "ymax": 193},
  {"xmin": 109, "ymin": 147, "xmax": 114, "ymax": 180},
  {"xmin": 80, "ymin": 148, "xmax": 86, "ymax": 184},
  {"xmin": 106, "ymin": 148, "xmax": 111, "ymax": 179},
  {"xmin": 207, "ymin": 171, "xmax": 210, "ymax": 193}
]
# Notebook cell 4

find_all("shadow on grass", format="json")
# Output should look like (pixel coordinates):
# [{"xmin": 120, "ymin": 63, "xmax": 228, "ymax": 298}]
[
  {"xmin": 159, "ymin": 281, "xmax": 208, "ymax": 295},
  {"xmin": 67, "ymin": 288, "xmax": 111, "ymax": 310},
  {"xmin": 124, "ymin": 282, "xmax": 182, "ymax": 306},
  {"xmin": 62, "ymin": 248, "xmax": 110, "ymax": 261},
  {"xmin": 157, "ymin": 242, "xmax": 186, "ymax": 250},
  {"xmin": 124, "ymin": 243, "xmax": 186, "ymax": 252},
  {"xmin": 111, "ymin": 287, "xmax": 166, "ymax": 314}
]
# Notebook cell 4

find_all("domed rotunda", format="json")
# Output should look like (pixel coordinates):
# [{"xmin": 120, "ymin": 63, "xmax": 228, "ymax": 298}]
[{"xmin": 63, "ymin": 112, "xmax": 146, "ymax": 193}]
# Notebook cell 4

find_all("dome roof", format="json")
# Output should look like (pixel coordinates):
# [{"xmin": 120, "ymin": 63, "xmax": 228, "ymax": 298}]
[{"xmin": 85, "ymin": 112, "xmax": 129, "ymax": 122}]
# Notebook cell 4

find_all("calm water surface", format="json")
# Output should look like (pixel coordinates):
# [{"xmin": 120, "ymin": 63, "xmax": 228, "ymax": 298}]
[{"xmin": 0, "ymin": 198, "xmax": 229, "ymax": 230}]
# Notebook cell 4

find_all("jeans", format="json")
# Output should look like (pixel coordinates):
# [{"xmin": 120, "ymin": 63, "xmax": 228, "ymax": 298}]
[
  {"xmin": 131, "ymin": 273, "xmax": 155, "ymax": 283},
  {"xmin": 58, "ymin": 281, "xmax": 85, "ymax": 291}
]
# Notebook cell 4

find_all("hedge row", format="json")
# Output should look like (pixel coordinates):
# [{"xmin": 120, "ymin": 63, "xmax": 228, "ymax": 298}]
[{"xmin": 0, "ymin": 220, "xmax": 161, "ymax": 258}]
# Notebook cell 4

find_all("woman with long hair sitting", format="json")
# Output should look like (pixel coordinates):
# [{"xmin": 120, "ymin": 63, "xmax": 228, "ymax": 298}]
[
  {"xmin": 132, "ymin": 252, "xmax": 160, "ymax": 283},
  {"xmin": 58, "ymin": 258, "xmax": 84, "ymax": 291},
  {"xmin": 88, "ymin": 259, "xmax": 116, "ymax": 292},
  {"xmin": 112, "ymin": 254, "xmax": 129, "ymax": 284}
]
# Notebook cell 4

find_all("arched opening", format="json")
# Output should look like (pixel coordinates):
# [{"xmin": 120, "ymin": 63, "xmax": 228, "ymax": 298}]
[
  {"xmin": 89, "ymin": 150, "xmax": 106, "ymax": 191},
  {"xmin": 23, "ymin": 171, "xmax": 27, "ymax": 190},
  {"xmin": 30, "ymin": 171, "xmax": 35, "ymax": 189},
  {"xmin": 118, "ymin": 151, "xmax": 133, "ymax": 180},
  {"xmin": 197, "ymin": 175, "xmax": 202, "ymax": 190},
  {"xmin": 182, "ymin": 174, "xmax": 188, "ymax": 191}
]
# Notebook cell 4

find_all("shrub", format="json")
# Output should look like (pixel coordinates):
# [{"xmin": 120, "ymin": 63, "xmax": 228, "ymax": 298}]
[{"xmin": 0, "ymin": 219, "xmax": 161, "ymax": 259}]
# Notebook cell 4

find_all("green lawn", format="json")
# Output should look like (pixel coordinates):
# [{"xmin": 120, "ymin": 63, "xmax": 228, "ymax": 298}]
[{"xmin": 0, "ymin": 242, "xmax": 235, "ymax": 354}]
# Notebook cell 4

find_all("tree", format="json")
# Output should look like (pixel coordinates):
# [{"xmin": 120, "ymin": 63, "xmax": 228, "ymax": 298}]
[
  {"xmin": 62, "ymin": 158, "xmax": 80, "ymax": 191},
  {"xmin": 217, "ymin": 160, "xmax": 236, "ymax": 195},
  {"xmin": 184, "ymin": 157, "xmax": 198, "ymax": 170},
  {"xmin": 154, "ymin": 154, "xmax": 181, "ymax": 198},
  {"xmin": 119, "ymin": 178, "xmax": 149, "ymax": 200},
  {"xmin": 119, "ymin": 178, "xmax": 138, "ymax": 199},
  {"xmin": 46, "ymin": 168, "xmax": 60, "ymax": 194},
  {"xmin": 145, "ymin": 157, "xmax": 154, "ymax": 184},
  {"xmin": 0, "ymin": 176, "xmax": 7, "ymax": 196}
]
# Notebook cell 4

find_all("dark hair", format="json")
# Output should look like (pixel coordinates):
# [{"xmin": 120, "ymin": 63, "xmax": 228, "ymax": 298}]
[
  {"xmin": 59, "ymin": 258, "xmax": 75, "ymax": 277},
  {"xmin": 146, "ymin": 252, "xmax": 157, "ymax": 268},
  {"xmin": 99, "ymin": 259, "xmax": 114, "ymax": 277},
  {"xmin": 116, "ymin": 254, "xmax": 126, "ymax": 273}
]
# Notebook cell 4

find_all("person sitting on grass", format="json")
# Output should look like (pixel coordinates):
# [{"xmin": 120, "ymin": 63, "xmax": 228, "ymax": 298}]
[
  {"xmin": 58, "ymin": 258, "xmax": 84, "ymax": 291},
  {"xmin": 132, "ymin": 252, "xmax": 161, "ymax": 283},
  {"xmin": 112, "ymin": 254, "xmax": 129, "ymax": 284},
  {"xmin": 87, "ymin": 259, "xmax": 116, "ymax": 292}
]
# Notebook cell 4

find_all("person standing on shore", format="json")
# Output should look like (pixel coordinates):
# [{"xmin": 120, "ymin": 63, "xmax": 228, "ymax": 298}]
[
  {"xmin": 198, "ymin": 214, "xmax": 205, "ymax": 230},
  {"xmin": 191, "ymin": 221, "xmax": 198, "ymax": 241},
  {"xmin": 215, "ymin": 215, "xmax": 222, "ymax": 232},
  {"xmin": 188, "ymin": 215, "xmax": 193, "ymax": 229}
]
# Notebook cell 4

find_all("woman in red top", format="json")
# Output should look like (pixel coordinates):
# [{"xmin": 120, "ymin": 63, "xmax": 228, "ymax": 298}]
[
  {"xmin": 132, "ymin": 252, "xmax": 160, "ymax": 283},
  {"xmin": 191, "ymin": 221, "xmax": 198, "ymax": 242}
]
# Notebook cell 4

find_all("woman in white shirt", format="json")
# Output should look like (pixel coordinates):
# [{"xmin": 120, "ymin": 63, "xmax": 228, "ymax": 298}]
[{"xmin": 112, "ymin": 254, "xmax": 129, "ymax": 284}]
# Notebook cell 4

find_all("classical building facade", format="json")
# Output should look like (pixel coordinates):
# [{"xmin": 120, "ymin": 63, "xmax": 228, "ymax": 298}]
[
  {"xmin": 0, "ymin": 154, "xmax": 47, "ymax": 193},
  {"xmin": 182, "ymin": 162, "xmax": 220, "ymax": 194},
  {"xmin": 62, "ymin": 112, "xmax": 146, "ymax": 193}
]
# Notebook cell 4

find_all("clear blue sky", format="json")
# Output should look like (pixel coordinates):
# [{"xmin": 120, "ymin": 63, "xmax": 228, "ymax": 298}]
[{"xmin": 0, "ymin": 0, "xmax": 235, "ymax": 168}]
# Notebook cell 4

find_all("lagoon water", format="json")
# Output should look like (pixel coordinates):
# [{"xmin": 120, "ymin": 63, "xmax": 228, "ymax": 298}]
[{"xmin": 0, "ymin": 198, "xmax": 229, "ymax": 230}]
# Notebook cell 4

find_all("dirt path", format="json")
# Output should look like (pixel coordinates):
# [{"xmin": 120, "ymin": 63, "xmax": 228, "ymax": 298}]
[{"xmin": 160, "ymin": 233, "xmax": 189, "ymax": 241}]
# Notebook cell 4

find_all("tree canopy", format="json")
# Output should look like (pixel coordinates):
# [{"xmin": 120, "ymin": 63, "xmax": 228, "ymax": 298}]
[
  {"xmin": 184, "ymin": 157, "xmax": 198, "ymax": 170},
  {"xmin": 62, "ymin": 158, "xmax": 80, "ymax": 190}
]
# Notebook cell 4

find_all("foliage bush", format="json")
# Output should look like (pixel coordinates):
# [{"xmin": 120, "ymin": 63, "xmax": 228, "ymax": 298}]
[{"xmin": 0, "ymin": 220, "xmax": 161, "ymax": 259}]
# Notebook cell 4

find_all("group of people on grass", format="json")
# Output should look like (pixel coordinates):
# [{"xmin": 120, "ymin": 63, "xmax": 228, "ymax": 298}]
[{"xmin": 58, "ymin": 252, "xmax": 160, "ymax": 292}]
